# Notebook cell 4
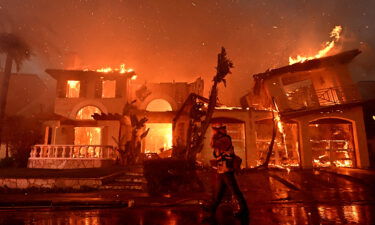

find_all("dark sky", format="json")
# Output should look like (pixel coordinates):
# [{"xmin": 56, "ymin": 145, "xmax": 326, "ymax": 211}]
[{"xmin": 0, "ymin": 0, "xmax": 374, "ymax": 105}]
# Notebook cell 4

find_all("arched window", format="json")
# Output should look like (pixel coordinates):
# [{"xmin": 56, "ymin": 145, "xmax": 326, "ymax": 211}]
[
  {"xmin": 76, "ymin": 106, "xmax": 101, "ymax": 120},
  {"xmin": 146, "ymin": 99, "xmax": 172, "ymax": 112}
]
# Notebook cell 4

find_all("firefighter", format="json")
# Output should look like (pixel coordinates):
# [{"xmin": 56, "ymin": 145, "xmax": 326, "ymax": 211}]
[{"xmin": 206, "ymin": 123, "xmax": 248, "ymax": 218}]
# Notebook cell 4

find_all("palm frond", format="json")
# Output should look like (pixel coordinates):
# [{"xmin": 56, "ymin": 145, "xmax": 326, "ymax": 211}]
[{"xmin": 0, "ymin": 33, "xmax": 31, "ymax": 71}]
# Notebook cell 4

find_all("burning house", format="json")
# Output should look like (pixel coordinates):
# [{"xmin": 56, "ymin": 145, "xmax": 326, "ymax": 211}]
[
  {"xmin": 26, "ymin": 60, "xmax": 258, "ymax": 169},
  {"xmin": 28, "ymin": 66, "xmax": 136, "ymax": 168},
  {"xmin": 27, "ymin": 65, "xmax": 207, "ymax": 168},
  {"xmin": 248, "ymin": 49, "xmax": 373, "ymax": 169}
]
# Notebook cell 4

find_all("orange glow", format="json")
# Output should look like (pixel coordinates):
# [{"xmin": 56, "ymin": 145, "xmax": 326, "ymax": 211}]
[
  {"xmin": 96, "ymin": 63, "xmax": 134, "ymax": 74},
  {"xmin": 273, "ymin": 102, "xmax": 289, "ymax": 158},
  {"xmin": 289, "ymin": 25, "xmax": 342, "ymax": 65},
  {"xmin": 74, "ymin": 127, "xmax": 102, "ymax": 157},
  {"xmin": 145, "ymin": 123, "xmax": 173, "ymax": 154},
  {"xmin": 66, "ymin": 80, "xmax": 80, "ymax": 98},
  {"xmin": 146, "ymin": 99, "xmax": 172, "ymax": 112},
  {"xmin": 76, "ymin": 106, "xmax": 101, "ymax": 120},
  {"xmin": 310, "ymin": 121, "xmax": 355, "ymax": 168},
  {"xmin": 102, "ymin": 80, "xmax": 116, "ymax": 98}
]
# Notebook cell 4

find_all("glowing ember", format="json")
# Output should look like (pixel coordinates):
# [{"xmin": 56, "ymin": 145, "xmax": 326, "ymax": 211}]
[{"xmin": 289, "ymin": 25, "xmax": 342, "ymax": 65}]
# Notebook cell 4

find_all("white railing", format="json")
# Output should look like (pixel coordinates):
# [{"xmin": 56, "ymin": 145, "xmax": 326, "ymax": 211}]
[{"xmin": 30, "ymin": 145, "xmax": 118, "ymax": 160}]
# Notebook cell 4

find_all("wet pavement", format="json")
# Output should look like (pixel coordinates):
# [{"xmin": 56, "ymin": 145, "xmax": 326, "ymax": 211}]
[{"xmin": 0, "ymin": 168, "xmax": 374, "ymax": 224}]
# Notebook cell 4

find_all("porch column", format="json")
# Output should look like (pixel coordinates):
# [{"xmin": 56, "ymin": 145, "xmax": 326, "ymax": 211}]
[
  {"xmin": 353, "ymin": 114, "xmax": 370, "ymax": 168},
  {"xmin": 52, "ymin": 127, "xmax": 57, "ymax": 144},
  {"xmin": 246, "ymin": 110, "xmax": 258, "ymax": 167},
  {"xmin": 298, "ymin": 121, "xmax": 313, "ymax": 168},
  {"xmin": 44, "ymin": 126, "xmax": 50, "ymax": 144}
]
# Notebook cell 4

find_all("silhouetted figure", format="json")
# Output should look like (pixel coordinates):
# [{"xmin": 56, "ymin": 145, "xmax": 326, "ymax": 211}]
[{"xmin": 203, "ymin": 123, "xmax": 249, "ymax": 223}]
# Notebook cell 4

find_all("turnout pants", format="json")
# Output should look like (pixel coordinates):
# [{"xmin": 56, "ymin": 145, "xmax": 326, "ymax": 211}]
[{"xmin": 211, "ymin": 172, "xmax": 248, "ymax": 214}]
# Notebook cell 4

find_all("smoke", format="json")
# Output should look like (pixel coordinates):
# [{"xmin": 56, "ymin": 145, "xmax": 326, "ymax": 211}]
[{"xmin": 0, "ymin": 0, "xmax": 374, "ymax": 105}]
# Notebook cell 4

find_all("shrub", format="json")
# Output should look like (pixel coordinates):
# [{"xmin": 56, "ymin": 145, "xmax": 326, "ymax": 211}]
[
  {"xmin": 0, "ymin": 157, "xmax": 15, "ymax": 168},
  {"xmin": 2, "ymin": 116, "xmax": 42, "ymax": 167}
]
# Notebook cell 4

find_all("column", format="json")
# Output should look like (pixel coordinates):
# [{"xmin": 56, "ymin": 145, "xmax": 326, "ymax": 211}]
[
  {"xmin": 246, "ymin": 125, "xmax": 258, "ymax": 167},
  {"xmin": 352, "ymin": 112, "xmax": 370, "ymax": 168},
  {"xmin": 298, "ymin": 121, "xmax": 313, "ymax": 168}
]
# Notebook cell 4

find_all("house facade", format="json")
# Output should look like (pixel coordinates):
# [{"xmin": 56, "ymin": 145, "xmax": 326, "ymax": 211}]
[
  {"xmin": 27, "ymin": 67, "xmax": 259, "ymax": 169},
  {"xmin": 27, "ymin": 69, "xmax": 208, "ymax": 168},
  {"xmin": 248, "ymin": 49, "xmax": 373, "ymax": 169}
]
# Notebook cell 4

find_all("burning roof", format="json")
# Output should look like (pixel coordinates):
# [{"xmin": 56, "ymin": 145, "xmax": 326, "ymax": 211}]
[
  {"xmin": 253, "ymin": 49, "xmax": 361, "ymax": 81},
  {"xmin": 45, "ymin": 68, "xmax": 136, "ymax": 80}
]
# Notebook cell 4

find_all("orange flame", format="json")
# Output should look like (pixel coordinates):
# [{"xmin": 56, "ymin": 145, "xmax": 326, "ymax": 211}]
[
  {"xmin": 66, "ymin": 80, "xmax": 80, "ymax": 98},
  {"xmin": 289, "ymin": 25, "xmax": 342, "ymax": 65},
  {"xmin": 95, "ymin": 64, "xmax": 134, "ymax": 74}
]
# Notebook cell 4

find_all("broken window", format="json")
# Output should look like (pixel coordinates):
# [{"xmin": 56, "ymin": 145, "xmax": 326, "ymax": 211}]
[
  {"xmin": 102, "ymin": 80, "xmax": 116, "ymax": 98},
  {"xmin": 283, "ymin": 79, "xmax": 319, "ymax": 110},
  {"xmin": 66, "ymin": 80, "xmax": 80, "ymax": 98}
]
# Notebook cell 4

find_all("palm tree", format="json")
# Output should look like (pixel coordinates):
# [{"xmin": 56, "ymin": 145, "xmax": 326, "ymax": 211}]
[
  {"xmin": 186, "ymin": 47, "xmax": 233, "ymax": 161},
  {"xmin": 0, "ymin": 33, "xmax": 31, "ymax": 158}
]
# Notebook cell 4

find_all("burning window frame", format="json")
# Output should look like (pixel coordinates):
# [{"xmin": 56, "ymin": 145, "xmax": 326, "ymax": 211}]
[{"xmin": 66, "ymin": 80, "xmax": 80, "ymax": 98}]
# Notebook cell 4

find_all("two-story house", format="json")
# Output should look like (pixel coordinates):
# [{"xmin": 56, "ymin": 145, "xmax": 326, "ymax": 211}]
[
  {"xmin": 28, "ymin": 69, "xmax": 136, "ymax": 168},
  {"xmin": 250, "ymin": 49, "xmax": 371, "ymax": 169},
  {"xmin": 27, "ymin": 68, "xmax": 206, "ymax": 169}
]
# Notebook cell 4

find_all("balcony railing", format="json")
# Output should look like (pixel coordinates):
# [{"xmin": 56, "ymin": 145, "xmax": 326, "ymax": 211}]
[
  {"xmin": 285, "ymin": 85, "xmax": 361, "ymax": 111},
  {"xmin": 30, "ymin": 145, "xmax": 117, "ymax": 160}
]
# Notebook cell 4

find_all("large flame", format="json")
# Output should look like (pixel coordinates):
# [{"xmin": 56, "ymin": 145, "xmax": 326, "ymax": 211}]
[{"xmin": 289, "ymin": 25, "xmax": 342, "ymax": 65}]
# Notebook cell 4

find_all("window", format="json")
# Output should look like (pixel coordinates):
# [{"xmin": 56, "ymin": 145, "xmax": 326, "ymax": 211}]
[
  {"xmin": 283, "ymin": 79, "xmax": 318, "ymax": 109},
  {"xmin": 146, "ymin": 99, "xmax": 172, "ymax": 111},
  {"xmin": 145, "ymin": 123, "xmax": 173, "ymax": 154},
  {"xmin": 102, "ymin": 80, "xmax": 116, "ymax": 98},
  {"xmin": 74, "ymin": 127, "xmax": 102, "ymax": 145},
  {"xmin": 66, "ymin": 80, "xmax": 80, "ymax": 98},
  {"xmin": 76, "ymin": 106, "xmax": 101, "ymax": 120}
]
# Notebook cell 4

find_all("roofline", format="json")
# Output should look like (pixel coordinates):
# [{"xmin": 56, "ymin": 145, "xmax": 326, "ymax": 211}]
[
  {"xmin": 45, "ymin": 69, "xmax": 136, "ymax": 80},
  {"xmin": 253, "ymin": 49, "xmax": 361, "ymax": 80}
]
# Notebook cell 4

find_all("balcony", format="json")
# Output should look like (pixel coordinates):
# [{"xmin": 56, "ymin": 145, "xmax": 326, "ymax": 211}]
[
  {"xmin": 285, "ymin": 85, "xmax": 361, "ymax": 112},
  {"xmin": 28, "ymin": 145, "xmax": 118, "ymax": 169}
]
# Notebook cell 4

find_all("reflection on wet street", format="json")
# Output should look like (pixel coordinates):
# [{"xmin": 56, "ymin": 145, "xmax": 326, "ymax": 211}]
[
  {"xmin": 0, "ymin": 204, "xmax": 373, "ymax": 225},
  {"xmin": 0, "ymin": 169, "xmax": 374, "ymax": 225}
]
